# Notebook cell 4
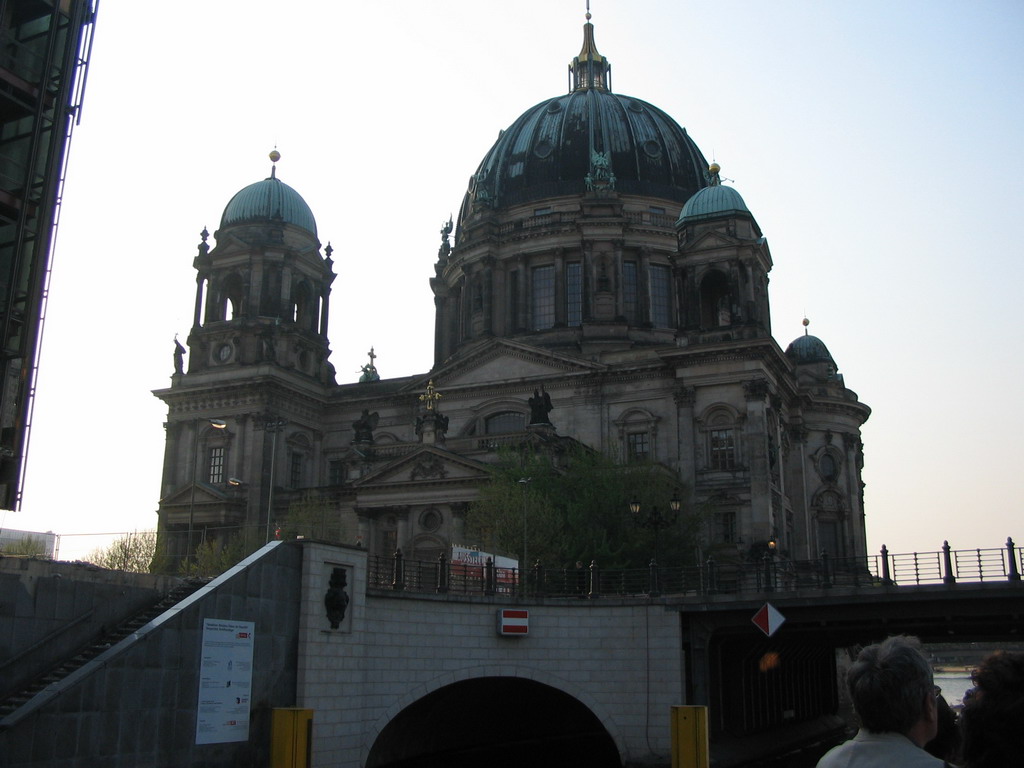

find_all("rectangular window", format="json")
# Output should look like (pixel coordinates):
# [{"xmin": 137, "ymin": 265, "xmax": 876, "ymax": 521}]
[
  {"xmin": 208, "ymin": 446, "xmax": 224, "ymax": 484},
  {"xmin": 649, "ymin": 264, "xmax": 671, "ymax": 327},
  {"xmin": 328, "ymin": 459, "xmax": 344, "ymax": 486},
  {"xmin": 566, "ymin": 262, "xmax": 582, "ymax": 327},
  {"xmin": 622, "ymin": 261, "xmax": 638, "ymax": 323},
  {"xmin": 626, "ymin": 432, "xmax": 649, "ymax": 462},
  {"xmin": 710, "ymin": 429, "xmax": 736, "ymax": 470},
  {"xmin": 289, "ymin": 452, "xmax": 303, "ymax": 487},
  {"xmin": 509, "ymin": 270, "xmax": 519, "ymax": 331},
  {"xmin": 531, "ymin": 265, "xmax": 555, "ymax": 330},
  {"xmin": 716, "ymin": 512, "xmax": 737, "ymax": 544},
  {"xmin": 381, "ymin": 529, "xmax": 398, "ymax": 558}
]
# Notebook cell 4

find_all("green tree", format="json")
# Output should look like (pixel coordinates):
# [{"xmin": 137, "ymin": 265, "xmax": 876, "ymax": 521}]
[
  {"xmin": 180, "ymin": 534, "xmax": 247, "ymax": 578},
  {"xmin": 466, "ymin": 447, "xmax": 702, "ymax": 570},
  {"xmin": 282, "ymin": 491, "xmax": 356, "ymax": 545},
  {"xmin": 87, "ymin": 531, "xmax": 158, "ymax": 573}
]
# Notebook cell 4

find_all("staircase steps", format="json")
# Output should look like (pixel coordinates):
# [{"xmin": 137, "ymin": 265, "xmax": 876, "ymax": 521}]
[{"xmin": 0, "ymin": 579, "xmax": 208, "ymax": 719}]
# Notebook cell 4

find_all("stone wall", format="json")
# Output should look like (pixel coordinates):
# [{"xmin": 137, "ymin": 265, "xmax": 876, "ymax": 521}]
[
  {"xmin": 0, "ymin": 556, "xmax": 180, "ymax": 700},
  {"xmin": 296, "ymin": 541, "xmax": 683, "ymax": 767},
  {"xmin": 0, "ymin": 542, "xmax": 303, "ymax": 768}
]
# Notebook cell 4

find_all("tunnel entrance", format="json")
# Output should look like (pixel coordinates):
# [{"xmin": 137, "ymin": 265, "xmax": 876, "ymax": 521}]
[{"xmin": 366, "ymin": 676, "xmax": 621, "ymax": 768}]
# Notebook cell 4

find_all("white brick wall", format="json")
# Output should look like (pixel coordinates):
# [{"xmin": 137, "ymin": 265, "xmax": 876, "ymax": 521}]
[{"xmin": 297, "ymin": 543, "xmax": 683, "ymax": 767}]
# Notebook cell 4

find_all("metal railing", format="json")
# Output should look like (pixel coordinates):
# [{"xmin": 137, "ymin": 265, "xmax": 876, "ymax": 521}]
[{"xmin": 367, "ymin": 538, "xmax": 1024, "ymax": 600}]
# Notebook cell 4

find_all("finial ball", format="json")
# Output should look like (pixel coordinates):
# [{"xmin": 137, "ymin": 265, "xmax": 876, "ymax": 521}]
[
  {"xmin": 802, "ymin": 317, "xmax": 810, "ymax": 328},
  {"xmin": 708, "ymin": 162, "xmax": 721, "ymax": 175},
  {"xmin": 269, "ymin": 149, "xmax": 281, "ymax": 163}
]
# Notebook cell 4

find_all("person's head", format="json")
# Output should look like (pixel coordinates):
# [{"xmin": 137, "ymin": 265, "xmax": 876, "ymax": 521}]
[
  {"xmin": 847, "ymin": 635, "xmax": 937, "ymax": 740},
  {"xmin": 959, "ymin": 651, "xmax": 1024, "ymax": 767}
]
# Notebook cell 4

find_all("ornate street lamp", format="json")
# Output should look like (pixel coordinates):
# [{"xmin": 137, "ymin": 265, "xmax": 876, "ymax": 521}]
[{"xmin": 629, "ymin": 493, "xmax": 682, "ymax": 565}]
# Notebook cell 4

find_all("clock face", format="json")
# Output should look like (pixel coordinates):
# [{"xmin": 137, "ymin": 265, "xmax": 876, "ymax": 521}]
[{"xmin": 217, "ymin": 343, "xmax": 233, "ymax": 362}]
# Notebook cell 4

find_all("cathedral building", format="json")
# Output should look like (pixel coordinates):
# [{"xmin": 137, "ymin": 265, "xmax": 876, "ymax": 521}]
[{"xmin": 153, "ymin": 15, "xmax": 869, "ymax": 569}]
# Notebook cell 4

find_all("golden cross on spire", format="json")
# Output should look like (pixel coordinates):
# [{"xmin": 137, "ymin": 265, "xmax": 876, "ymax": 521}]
[{"xmin": 419, "ymin": 380, "xmax": 443, "ymax": 411}]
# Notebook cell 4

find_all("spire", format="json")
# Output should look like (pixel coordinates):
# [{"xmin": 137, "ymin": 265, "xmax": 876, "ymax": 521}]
[{"xmin": 570, "ymin": 1, "xmax": 611, "ymax": 92}]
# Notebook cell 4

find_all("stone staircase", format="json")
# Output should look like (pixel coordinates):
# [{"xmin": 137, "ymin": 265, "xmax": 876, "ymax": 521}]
[{"xmin": 0, "ymin": 579, "xmax": 207, "ymax": 719}]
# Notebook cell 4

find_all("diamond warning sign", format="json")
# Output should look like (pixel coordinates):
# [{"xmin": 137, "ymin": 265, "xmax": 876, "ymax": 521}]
[{"xmin": 751, "ymin": 603, "xmax": 786, "ymax": 637}]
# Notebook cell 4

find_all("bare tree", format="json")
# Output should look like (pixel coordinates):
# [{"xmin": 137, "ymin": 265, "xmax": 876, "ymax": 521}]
[{"xmin": 87, "ymin": 531, "xmax": 157, "ymax": 573}]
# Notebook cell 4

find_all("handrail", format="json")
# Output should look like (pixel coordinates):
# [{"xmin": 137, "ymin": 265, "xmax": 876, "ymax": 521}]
[
  {"xmin": 0, "ymin": 607, "xmax": 95, "ymax": 699},
  {"xmin": 366, "ymin": 539, "xmax": 1023, "ymax": 600}
]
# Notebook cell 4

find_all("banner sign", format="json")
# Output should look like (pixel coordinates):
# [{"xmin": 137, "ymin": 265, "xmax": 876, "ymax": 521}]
[{"xmin": 196, "ymin": 619, "xmax": 255, "ymax": 744}]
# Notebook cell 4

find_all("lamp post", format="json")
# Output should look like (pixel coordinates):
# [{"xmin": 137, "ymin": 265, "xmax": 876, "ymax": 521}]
[
  {"xmin": 518, "ymin": 477, "xmax": 531, "ymax": 594},
  {"xmin": 259, "ymin": 417, "xmax": 288, "ymax": 543},
  {"xmin": 186, "ymin": 417, "xmax": 227, "ymax": 564},
  {"xmin": 628, "ymin": 493, "xmax": 682, "ymax": 565}
]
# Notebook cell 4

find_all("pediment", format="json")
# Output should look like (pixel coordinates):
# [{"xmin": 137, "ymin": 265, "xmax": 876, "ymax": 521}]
[
  {"xmin": 420, "ymin": 339, "xmax": 605, "ymax": 389},
  {"xmin": 352, "ymin": 446, "xmax": 491, "ymax": 489},
  {"xmin": 159, "ymin": 483, "xmax": 227, "ymax": 506},
  {"xmin": 682, "ymin": 229, "xmax": 741, "ymax": 252}
]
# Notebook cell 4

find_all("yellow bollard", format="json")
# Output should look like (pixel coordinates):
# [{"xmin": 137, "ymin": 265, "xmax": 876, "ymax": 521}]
[
  {"xmin": 671, "ymin": 705, "xmax": 709, "ymax": 768},
  {"xmin": 271, "ymin": 708, "xmax": 313, "ymax": 768}
]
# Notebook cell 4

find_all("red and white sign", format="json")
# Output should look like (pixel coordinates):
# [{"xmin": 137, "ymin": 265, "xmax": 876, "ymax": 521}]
[
  {"xmin": 751, "ymin": 603, "xmax": 786, "ymax": 637},
  {"xmin": 498, "ymin": 608, "xmax": 529, "ymax": 636}
]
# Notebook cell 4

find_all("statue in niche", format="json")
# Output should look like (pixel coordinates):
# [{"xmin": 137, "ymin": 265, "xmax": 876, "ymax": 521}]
[
  {"xmin": 528, "ymin": 387, "xmax": 553, "ymax": 426},
  {"xmin": 352, "ymin": 410, "xmax": 379, "ymax": 443},
  {"xmin": 324, "ymin": 568, "xmax": 350, "ymax": 629},
  {"xmin": 173, "ymin": 337, "xmax": 186, "ymax": 374},
  {"xmin": 260, "ymin": 331, "xmax": 276, "ymax": 363},
  {"xmin": 717, "ymin": 295, "xmax": 731, "ymax": 327}
]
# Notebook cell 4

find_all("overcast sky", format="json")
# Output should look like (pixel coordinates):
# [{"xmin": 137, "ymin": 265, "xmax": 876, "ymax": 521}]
[{"xmin": 6, "ymin": 0, "xmax": 1022, "ymax": 563}]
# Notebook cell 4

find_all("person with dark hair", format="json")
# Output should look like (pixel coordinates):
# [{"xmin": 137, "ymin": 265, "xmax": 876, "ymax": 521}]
[
  {"xmin": 959, "ymin": 650, "xmax": 1024, "ymax": 768},
  {"xmin": 924, "ymin": 692, "xmax": 959, "ymax": 763},
  {"xmin": 817, "ymin": 635, "xmax": 945, "ymax": 767}
]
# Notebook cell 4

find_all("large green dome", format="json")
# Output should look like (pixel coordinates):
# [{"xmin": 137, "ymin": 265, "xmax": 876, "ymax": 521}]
[
  {"xmin": 456, "ymin": 19, "xmax": 708, "ymax": 232},
  {"xmin": 220, "ymin": 171, "xmax": 317, "ymax": 236}
]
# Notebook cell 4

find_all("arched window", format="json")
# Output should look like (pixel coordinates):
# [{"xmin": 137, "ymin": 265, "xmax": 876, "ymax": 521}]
[
  {"xmin": 222, "ymin": 272, "xmax": 245, "ymax": 320},
  {"xmin": 292, "ymin": 281, "xmax": 315, "ymax": 331},
  {"xmin": 699, "ymin": 270, "xmax": 731, "ymax": 329},
  {"xmin": 699, "ymin": 406, "xmax": 742, "ymax": 471},
  {"xmin": 615, "ymin": 408, "xmax": 659, "ymax": 463},
  {"xmin": 485, "ymin": 411, "xmax": 525, "ymax": 434},
  {"xmin": 649, "ymin": 264, "xmax": 671, "ymax": 327}
]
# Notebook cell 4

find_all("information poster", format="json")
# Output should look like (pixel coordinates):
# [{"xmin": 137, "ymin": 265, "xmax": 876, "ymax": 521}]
[{"xmin": 195, "ymin": 619, "xmax": 255, "ymax": 744}]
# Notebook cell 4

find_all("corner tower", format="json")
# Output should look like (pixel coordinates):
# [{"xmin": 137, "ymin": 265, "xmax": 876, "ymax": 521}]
[
  {"xmin": 186, "ymin": 152, "xmax": 336, "ymax": 382},
  {"xmin": 154, "ymin": 153, "xmax": 337, "ymax": 565}
]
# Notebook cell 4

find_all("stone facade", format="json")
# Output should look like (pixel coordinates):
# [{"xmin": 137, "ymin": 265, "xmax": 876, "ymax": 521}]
[{"xmin": 152, "ymin": 18, "xmax": 869, "ymax": 573}]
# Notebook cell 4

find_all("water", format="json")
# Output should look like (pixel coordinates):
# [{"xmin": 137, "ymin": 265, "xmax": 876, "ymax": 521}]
[{"xmin": 934, "ymin": 671, "xmax": 974, "ymax": 707}]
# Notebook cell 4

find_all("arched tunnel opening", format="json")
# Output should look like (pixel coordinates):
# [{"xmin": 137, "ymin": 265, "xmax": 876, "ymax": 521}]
[{"xmin": 366, "ymin": 676, "xmax": 622, "ymax": 768}]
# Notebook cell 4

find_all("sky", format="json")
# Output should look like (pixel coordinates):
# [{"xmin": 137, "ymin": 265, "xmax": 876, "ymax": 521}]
[{"xmin": 6, "ymin": 0, "xmax": 1022, "ymax": 562}]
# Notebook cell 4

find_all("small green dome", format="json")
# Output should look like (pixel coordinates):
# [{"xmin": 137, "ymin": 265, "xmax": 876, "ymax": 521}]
[
  {"xmin": 785, "ymin": 334, "xmax": 835, "ymax": 365},
  {"xmin": 220, "ymin": 174, "xmax": 317, "ymax": 236},
  {"xmin": 677, "ymin": 183, "xmax": 749, "ymax": 225}
]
